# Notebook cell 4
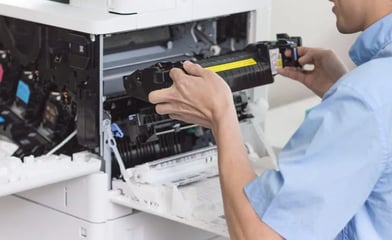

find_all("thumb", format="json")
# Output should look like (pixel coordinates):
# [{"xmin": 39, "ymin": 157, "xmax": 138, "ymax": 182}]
[{"xmin": 182, "ymin": 61, "xmax": 205, "ymax": 77}]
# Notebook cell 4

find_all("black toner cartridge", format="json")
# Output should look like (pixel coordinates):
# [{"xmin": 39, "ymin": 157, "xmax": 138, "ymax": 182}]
[{"xmin": 123, "ymin": 34, "xmax": 301, "ymax": 102}]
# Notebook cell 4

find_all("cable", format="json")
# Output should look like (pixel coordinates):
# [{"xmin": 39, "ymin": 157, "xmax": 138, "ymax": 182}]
[{"xmin": 45, "ymin": 130, "xmax": 77, "ymax": 156}]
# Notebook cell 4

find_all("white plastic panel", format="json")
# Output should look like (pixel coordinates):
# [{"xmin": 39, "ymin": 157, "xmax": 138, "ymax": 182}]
[
  {"xmin": 0, "ymin": 151, "xmax": 101, "ymax": 198},
  {"xmin": 135, "ymin": 0, "xmax": 193, "ymax": 30},
  {"xmin": 0, "ymin": 195, "xmax": 223, "ymax": 240},
  {"xmin": 193, "ymin": 0, "xmax": 259, "ymax": 20},
  {"xmin": 70, "ymin": 0, "xmax": 107, "ymax": 11},
  {"xmin": 0, "ymin": 0, "xmax": 271, "ymax": 34},
  {"xmin": 0, "ymin": 195, "xmax": 107, "ymax": 240},
  {"xmin": 108, "ymin": 0, "xmax": 176, "ymax": 14},
  {"xmin": 0, "ymin": 0, "xmax": 138, "ymax": 34},
  {"xmin": 111, "ymin": 176, "xmax": 228, "ymax": 237},
  {"xmin": 16, "ymin": 172, "xmax": 130, "ymax": 223}
]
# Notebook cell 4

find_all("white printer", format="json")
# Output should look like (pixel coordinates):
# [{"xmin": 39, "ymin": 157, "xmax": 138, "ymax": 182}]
[{"xmin": 0, "ymin": 0, "xmax": 286, "ymax": 239}]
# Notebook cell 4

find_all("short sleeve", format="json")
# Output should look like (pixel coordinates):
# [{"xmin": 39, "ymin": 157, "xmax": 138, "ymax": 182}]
[{"xmin": 244, "ymin": 86, "xmax": 385, "ymax": 240}]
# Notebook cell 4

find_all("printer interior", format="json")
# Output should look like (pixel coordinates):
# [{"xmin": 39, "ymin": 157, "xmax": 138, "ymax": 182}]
[
  {"xmin": 0, "ymin": 12, "xmax": 257, "ymax": 168},
  {"xmin": 0, "ymin": 9, "xmax": 280, "ymax": 237}
]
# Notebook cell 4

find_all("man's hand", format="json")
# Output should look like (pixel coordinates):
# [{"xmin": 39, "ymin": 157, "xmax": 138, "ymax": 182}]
[
  {"xmin": 148, "ymin": 60, "xmax": 236, "ymax": 130},
  {"xmin": 278, "ymin": 47, "xmax": 348, "ymax": 97}
]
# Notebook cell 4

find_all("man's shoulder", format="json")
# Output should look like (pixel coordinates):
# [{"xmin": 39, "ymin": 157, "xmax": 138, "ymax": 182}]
[
  {"xmin": 335, "ymin": 56, "xmax": 392, "ymax": 108},
  {"xmin": 347, "ymin": 56, "xmax": 392, "ymax": 82}
]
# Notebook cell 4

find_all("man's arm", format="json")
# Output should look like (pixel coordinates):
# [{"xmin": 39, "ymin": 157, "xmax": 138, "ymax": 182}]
[
  {"xmin": 212, "ymin": 109, "xmax": 283, "ymax": 240},
  {"xmin": 149, "ymin": 61, "xmax": 283, "ymax": 239}
]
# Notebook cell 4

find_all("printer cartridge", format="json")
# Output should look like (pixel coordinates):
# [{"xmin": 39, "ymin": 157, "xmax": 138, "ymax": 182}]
[{"xmin": 123, "ymin": 34, "xmax": 301, "ymax": 102}]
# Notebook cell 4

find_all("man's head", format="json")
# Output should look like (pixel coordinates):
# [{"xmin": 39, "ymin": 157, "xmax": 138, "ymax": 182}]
[{"xmin": 329, "ymin": 0, "xmax": 392, "ymax": 33}]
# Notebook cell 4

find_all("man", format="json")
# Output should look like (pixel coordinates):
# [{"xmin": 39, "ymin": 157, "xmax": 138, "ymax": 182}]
[{"xmin": 149, "ymin": 0, "xmax": 392, "ymax": 239}]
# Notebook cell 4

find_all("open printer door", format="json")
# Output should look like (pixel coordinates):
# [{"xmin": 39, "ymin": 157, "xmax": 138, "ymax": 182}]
[{"xmin": 109, "ymin": 118, "xmax": 277, "ymax": 237}]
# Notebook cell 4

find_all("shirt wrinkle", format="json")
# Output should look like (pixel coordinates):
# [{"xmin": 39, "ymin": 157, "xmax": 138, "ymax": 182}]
[{"xmin": 336, "ymin": 83, "xmax": 389, "ymax": 170}]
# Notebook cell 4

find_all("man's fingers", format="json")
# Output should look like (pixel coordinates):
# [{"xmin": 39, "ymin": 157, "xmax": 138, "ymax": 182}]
[
  {"xmin": 155, "ymin": 102, "xmax": 209, "ymax": 126},
  {"xmin": 169, "ymin": 61, "xmax": 205, "ymax": 83},
  {"xmin": 169, "ymin": 67, "xmax": 187, "ymax": 83},
  {"xmin": 298, "ymin": 54, "xmax": 315, "ymax": 66},
  {"xmin": 148, "ymin": 87, "xmax": 174, "ymax": 104},
  {"xmin": 284, "ymin": 47, "xmax": 310, "ymax": 58},
  {"xmin": 170, "ymin": 61, "xmax": 209, "ymax": 86},
  {"xmin": 285, "ymin": 47, "xmax": 313, "ymax": 65},
  {"xmin": 296, "ymin": 47, "xmax": 311, "ymax": 57},
  {"xmin": 284, "ymin": 47, "xmax": 315, "ymax": 67},
  {"xmin": 154, "ymin": 102, "xmax": 174, "ymax": 115},
  {"xmin": 277, "ymin": 67, "xmax": 306, "ymax": 82},
  {"xmin": 182, "ymin": 61, "xmax": 206, "ymax": 77},
  {"xmin": 169, "ymin": 113, "xmax": 210, "ymax": 128}
]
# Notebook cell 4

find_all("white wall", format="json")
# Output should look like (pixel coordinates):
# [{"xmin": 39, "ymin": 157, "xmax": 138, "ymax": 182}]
[{"xmin": 268, "ymin": 0, "xmax": 359, "ymax": 108}]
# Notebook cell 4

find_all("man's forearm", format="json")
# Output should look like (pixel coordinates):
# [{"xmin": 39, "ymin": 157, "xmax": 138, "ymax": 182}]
[{"xmin": 212, "ymin": 113, "xmax": 283, "ymax": 240}]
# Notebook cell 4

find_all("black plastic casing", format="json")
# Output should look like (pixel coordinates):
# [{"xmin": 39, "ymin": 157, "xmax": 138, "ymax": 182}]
[{"xmin": 123, "ymin": 43, "xmax": 274, "ymax": 102}]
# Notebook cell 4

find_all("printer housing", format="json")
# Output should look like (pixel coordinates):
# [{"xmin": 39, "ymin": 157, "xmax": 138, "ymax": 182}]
[{"xmin": 0, "ymin": 0, "xmax": 278, "ymax": 239}]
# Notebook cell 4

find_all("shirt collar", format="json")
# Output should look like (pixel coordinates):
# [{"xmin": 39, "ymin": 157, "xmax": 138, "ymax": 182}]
[{"xmin": 349, "ymin": 13, "xmax": 392, "ymax": 66}]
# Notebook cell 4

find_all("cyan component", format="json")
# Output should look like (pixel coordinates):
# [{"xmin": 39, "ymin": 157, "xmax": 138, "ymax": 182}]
[{"xmin": 16, "ymin": 80, "xmax": 30, "ymax": 104}]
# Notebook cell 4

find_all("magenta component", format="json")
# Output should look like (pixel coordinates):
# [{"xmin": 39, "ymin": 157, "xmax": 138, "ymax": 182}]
[{"xmin": 0, "ymin": 64, "xmax": 3, "ymax": 83}]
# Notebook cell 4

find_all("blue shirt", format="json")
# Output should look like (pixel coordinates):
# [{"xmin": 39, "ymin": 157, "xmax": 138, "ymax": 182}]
[{"xmin": 245, "ymin": 13, "xmax": 392, "ymax": 240}]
